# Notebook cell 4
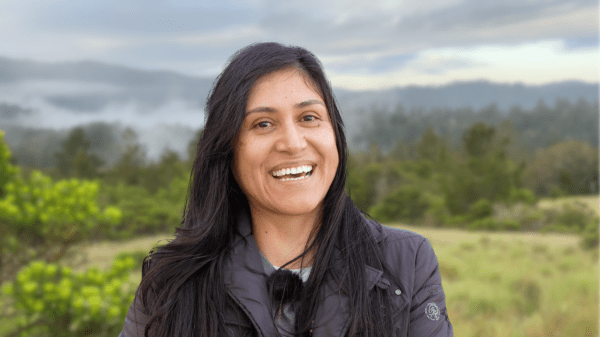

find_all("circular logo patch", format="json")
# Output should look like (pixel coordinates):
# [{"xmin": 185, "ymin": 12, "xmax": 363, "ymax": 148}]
[{"xmin": 425, "ymin": 302, "xmax": 440, "ymax": 321}]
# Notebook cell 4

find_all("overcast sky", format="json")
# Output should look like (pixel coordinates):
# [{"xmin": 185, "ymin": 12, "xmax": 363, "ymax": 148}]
[{"xmin": 1, "ymin": 0, "xmax": 598, "ymax": 90}]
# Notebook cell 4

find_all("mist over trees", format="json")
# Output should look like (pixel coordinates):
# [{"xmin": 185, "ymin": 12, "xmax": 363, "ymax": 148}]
[
  {"xmin": 2, "ymin": 97, "xmax": 598, "ymax": 173},
  {"xmin": 353, "ymin": 98, "xmax": 598, "ymax": 154},
  {"xmin": 0, "ymin": 96, "xmax": 597, "ymax": 235}
]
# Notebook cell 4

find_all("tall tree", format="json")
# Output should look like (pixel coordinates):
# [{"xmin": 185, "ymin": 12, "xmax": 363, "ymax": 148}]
[
  {"xmin": 443, "ymin": 122, "xmax": 526, "ymax": 215},
  {"xmin": 53, "ymin": 127, "xmax": 103, "ymax": 178},
  {"xmin": 416, "ymin": 126, "xmax": 449, "ymax": 165},
  {"xmin": 528, "ymin": 140, "xmax": 599, "ymax": 195},
  {"xmin": 463, "ymin": 122, "xmax": 496, "ymax": 158},
  {"xmin": 111, "ymin": 127, "xmax": 146, "ymax": 185}
]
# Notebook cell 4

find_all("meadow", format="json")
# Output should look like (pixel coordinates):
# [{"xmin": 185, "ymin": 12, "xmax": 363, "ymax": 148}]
[
  {"xmin": 398, "ymin": 225, "xmax": 598, "ymax": 336},
  {"xmin": 63, "ymin": 212, "xmax": 598, "ymax": 336},
  {"xmin": 2, "ymin": 195, "xmax": 597, "ymax": 336}
]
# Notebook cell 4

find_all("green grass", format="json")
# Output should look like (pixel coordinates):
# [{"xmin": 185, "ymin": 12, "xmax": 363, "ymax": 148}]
[
  {"xmin": 391, "ymin": 224, "xmax": 598, "ymax": 337},
  {"xmin": 63, "ymin": 225, "xmax": 599, "ymax": 337},
  {"xmin": 537, "ymin": 195, "xmax": 598, "ymax": 213}
]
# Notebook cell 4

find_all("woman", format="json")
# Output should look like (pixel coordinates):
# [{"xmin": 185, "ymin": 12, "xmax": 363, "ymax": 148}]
[{"xmin": 119, "ymin": 42, "xmax": 453, "ymax": 337}]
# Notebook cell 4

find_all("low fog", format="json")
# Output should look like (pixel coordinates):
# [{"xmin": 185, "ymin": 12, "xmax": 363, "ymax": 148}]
[{"xmin": 0, "ymin": 58, "xmax": 597, "ymax": 166}]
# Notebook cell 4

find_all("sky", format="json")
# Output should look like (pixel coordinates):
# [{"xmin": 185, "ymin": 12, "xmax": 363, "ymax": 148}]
[{"xmin": 1, "ymin": 0, "xmax": 598, "ymax": 90}]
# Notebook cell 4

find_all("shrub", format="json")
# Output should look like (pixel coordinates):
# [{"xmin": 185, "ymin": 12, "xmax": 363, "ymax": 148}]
[
  {"xmin": 0, "ymin": 130, "xmax": 19, "ymax": 198},
  {"xmin": 542, "ymin": 203, "xmax": 595, "ymax": 234},
  {"xmin": 2, "ymin": 256, "xmax": 138, "ymax": 337},
  {"xmin": 99, "ymin": 182, "xmax": 181, "ymax": 239},
  {"xmin": 499, "ymin": 219, "xmax": 521, "ymax": 231},
  {"xmin": 468, "ymin": 217, "xmax": 499, "ymax": 231},
  {"xmin": 511, "ymin": 277, "xmax": 542, "ymax": 316},
  {"xmin": 509, "ymin": 188, "xmax": 536, "ymax": 205},
  {"xmin": 580, "ymin": 219, "xmax": 599, "ymax": 250},
  {"xmin": 0, "ymin": 171, "xmax": 121, "ymax": 282},
  {"xmin": 368, "ymin": 185, "xmax": 429, "ymax": 223},
  {"xmin": 468, "ymin": 198, "xmax": 493, "ymax": 220}
]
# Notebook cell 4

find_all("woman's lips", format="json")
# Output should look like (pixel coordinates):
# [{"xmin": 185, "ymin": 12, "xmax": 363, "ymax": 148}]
[{"xmin": 272, "ymin": 167, "xmax": 314, "ymax": 181}]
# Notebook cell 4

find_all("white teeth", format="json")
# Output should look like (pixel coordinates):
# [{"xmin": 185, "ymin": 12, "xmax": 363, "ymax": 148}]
[
  {"xmin": 271, "ymin": 165, "xmax": 314, "ymax": 177},
  {"xmin": 278, "ymin": 173, "xmax": 311, "ymax": 181}
]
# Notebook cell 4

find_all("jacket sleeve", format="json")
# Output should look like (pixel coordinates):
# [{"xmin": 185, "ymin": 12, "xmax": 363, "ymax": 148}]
[
  {"xmin": 119, "ymin": 258, "xmax": 154, "ymax": 337},
  {"xmin": 408, "ymin": 238, "xmax": 453, "ymax": 336},
  {"xmin": 118, "ymin": 289, "xmax": 149, "ymax": 337}
]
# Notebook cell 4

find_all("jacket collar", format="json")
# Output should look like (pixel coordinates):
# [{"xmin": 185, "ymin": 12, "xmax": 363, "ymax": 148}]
[
  {"xmin": 223, "ymin": 208, "xmax": 278, "ymax": 337},
  {"xmin": 224, "ymin": 208, "xmax": 386, "ymax": 337}
]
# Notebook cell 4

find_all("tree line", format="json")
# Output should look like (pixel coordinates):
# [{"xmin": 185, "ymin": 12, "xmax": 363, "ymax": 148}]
[
  {"xmin": 2, "ymin": 97, "xmax": 598, "ymax": 170},
  {"xmin": 353, "ymin": 98, "xmax": 598, "ymax": 153},
  {"xmin": 0, "ymin": 98, "xmax": 597, "ymax": 262}
]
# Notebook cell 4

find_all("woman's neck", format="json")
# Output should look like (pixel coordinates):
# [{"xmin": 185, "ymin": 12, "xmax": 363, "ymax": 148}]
[{"xmin": 250, "ymin": 206, "xmax": 320, "ymax": 270}]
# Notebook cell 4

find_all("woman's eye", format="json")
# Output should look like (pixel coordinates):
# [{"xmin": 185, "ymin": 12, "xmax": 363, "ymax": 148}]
[
  {"xmin": 255, "ymin": 121, "xmax": 271, "ymax": 128},
  {"xmin": 302, "ymin": 115, "xmax": 317, "ymax": 122}
]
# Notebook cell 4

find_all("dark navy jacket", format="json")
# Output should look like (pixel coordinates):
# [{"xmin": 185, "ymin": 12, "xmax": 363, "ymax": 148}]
[{"xmin": 119, "ymin": 211, "xmax": 453, "ymax": 336}]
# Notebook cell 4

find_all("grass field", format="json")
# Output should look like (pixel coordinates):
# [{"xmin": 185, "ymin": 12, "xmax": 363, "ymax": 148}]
[
  {"xmin": 61, "ymin": 195, "xmax": 598, "ymax": 336},
  {"xmin": 70, "ymin": 219, "xmax": 598, "ymax": 336},
  {"xmin": 537, "ymin": 195, "xmax": 598, "ymax": 213},
  {"xmin": 394, "ymin": 224, "xmax": 598, "ymax": 336}
]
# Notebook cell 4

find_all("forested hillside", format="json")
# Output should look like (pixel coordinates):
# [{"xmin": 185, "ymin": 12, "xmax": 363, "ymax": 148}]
[
  {"xmin": 3, "ymin": 97, "xmax": 598, "ymax": 170},
  {"xmin": 353, "ymin": 98, "xmax": 598, "ymax": 152}
]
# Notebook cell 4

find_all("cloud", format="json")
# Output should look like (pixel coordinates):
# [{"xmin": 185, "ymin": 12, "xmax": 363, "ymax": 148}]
[
  {"xmin": 253, "ymin": 0, "xmax": 598, "ymax": 55},
  {"xmin": 564, "ymin": 36, "xmax": 599, "ymax": 49},
  {"xmin": 0, "ymin": 0, "xmax": 597, "ymax": 86},
  {"xmin": 327, "ymin": 39, "xmax": 599, "ymax": 90}
]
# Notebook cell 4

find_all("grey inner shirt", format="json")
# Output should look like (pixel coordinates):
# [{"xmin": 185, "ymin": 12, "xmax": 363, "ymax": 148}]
[{"xmin": 259, "ymin": 251, "xmax": 312, "ymax": 336}]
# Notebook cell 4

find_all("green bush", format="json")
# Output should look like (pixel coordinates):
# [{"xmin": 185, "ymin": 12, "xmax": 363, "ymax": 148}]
[
  {"xmin": 509, "ymin": 188, "xmax": 536, "ymax": 205},
  {"xmin": 0, "ymin": 130, "xmax": 19, "ymax": 198},
  {"xmin": 511, "ymin": 277, "xmax": 542, "ymax": 316},
  {"xmin": 368, "ymin": 185, "xmax": 429, "ymax": 223},
  {"xmin": 499, "ymin": 219, "xmax": 520, "ymax": 231},
  {"xmin": 580, "ymin": 219, "xmax": 599, "ymax": 250},
  {"xmin": 346, "ymin": 161, "xmax": 383, "ymax": 212},
  {"xmin": 0, "ymin": 172, "xmax": 121, "ymax": 282},
  {"xmin": 422, "ymin": 193, "xmax": 449, "ymax": 226},
  {"xmin": 468, "ymin": 198, "xmax": 493, "ymax": 220},
  {"xmin": 468, "ymin": 217, "xmax": 499, "ymax": 231},
  {"xmin": 115, "ymin": 250, "xmax": 150, "ymax": 267},
  {"xmin": 100, "ymin": 182, "xmax": 182, "ymax": 239},
  {"xmin": 2, "ymin": 256, "xmax": 137, "ymax": 337},
  {"xmin": 0, "ymin": 135, "xmax": 122, "ymax": 282},
  {"xmin": 543, "ymin": 204, "xmax": 595, "ymax": 234},
  {"xmin": 0, "ymin": 172, "xmax": 121, "ymax": 236}
]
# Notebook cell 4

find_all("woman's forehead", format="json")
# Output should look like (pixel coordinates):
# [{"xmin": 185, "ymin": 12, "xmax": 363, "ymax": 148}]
[{"xmin": 250, "ymin": 67, "xmax": 322, "ymax": 99}]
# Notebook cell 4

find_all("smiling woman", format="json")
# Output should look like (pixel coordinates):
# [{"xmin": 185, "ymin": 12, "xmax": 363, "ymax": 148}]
[
  {"xmin": 118, "ymin": 42, "xmax": 453, "ymax": 337},
  {"xmin": 233, "ymin": 68, "xmax": 339, "ymax": 269}
]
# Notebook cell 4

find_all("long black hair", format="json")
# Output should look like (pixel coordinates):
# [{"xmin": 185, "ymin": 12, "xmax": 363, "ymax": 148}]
[{"xmin": 137, "ymin": 42, "xmax": 396, "ymax": 336}]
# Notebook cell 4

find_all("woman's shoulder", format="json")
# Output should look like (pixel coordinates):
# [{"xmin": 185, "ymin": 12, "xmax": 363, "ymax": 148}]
[
  {"xmin": 363, "ymin": 216, "xmax": 427, "ymax": 246},
  {"xmin": 363, "ymin": 217, "xmax": 443, "ymax": 289},
  {"xmin": 363, "ymin": 216, "xmax": 439, "ymax": 269}
]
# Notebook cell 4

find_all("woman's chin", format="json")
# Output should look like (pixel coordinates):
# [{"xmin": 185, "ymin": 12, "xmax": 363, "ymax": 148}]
[{"xmin": 266, "ymin": 199, "xmax": 322, "ymax": 217}]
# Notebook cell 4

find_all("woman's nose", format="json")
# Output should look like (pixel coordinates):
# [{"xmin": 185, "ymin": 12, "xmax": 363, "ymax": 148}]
[{"xmin": 275, "ymin": 121, "xmax": 307, "ymax": 153}]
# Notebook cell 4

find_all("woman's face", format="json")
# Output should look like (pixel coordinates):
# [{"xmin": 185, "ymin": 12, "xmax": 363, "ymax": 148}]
[{"xmin": 232, "ymin": 67, "xmax": 339, "ymax": 219}]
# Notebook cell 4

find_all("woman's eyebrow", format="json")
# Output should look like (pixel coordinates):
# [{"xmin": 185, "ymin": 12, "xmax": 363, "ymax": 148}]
[
  {"xmin": 295, "ymin": 99, "xmax": 325, "ymax": 109},
  {"xmin": 246, "ymin": 100, "xmax": 325, "ymax": 116},
  {"xmin": 245, "ymin": 106, "xmax": 276, "ymax": 115}
]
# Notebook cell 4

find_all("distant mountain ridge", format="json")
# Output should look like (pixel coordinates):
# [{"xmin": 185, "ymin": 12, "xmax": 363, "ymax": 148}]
[
  {"xmin": 335, "ymin": 80, "xmax": 598, "ymax": 112},
  {"xmin": 0, "ymin": 56, "xmax": 214, "ymax": 114},
  {"xmin": 0, "ymin": 56, "xmax": 597, "ymax": 115},
  {"xmin": 0, "ymin": 56, "xmax": 597, "ymax": 163}
]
